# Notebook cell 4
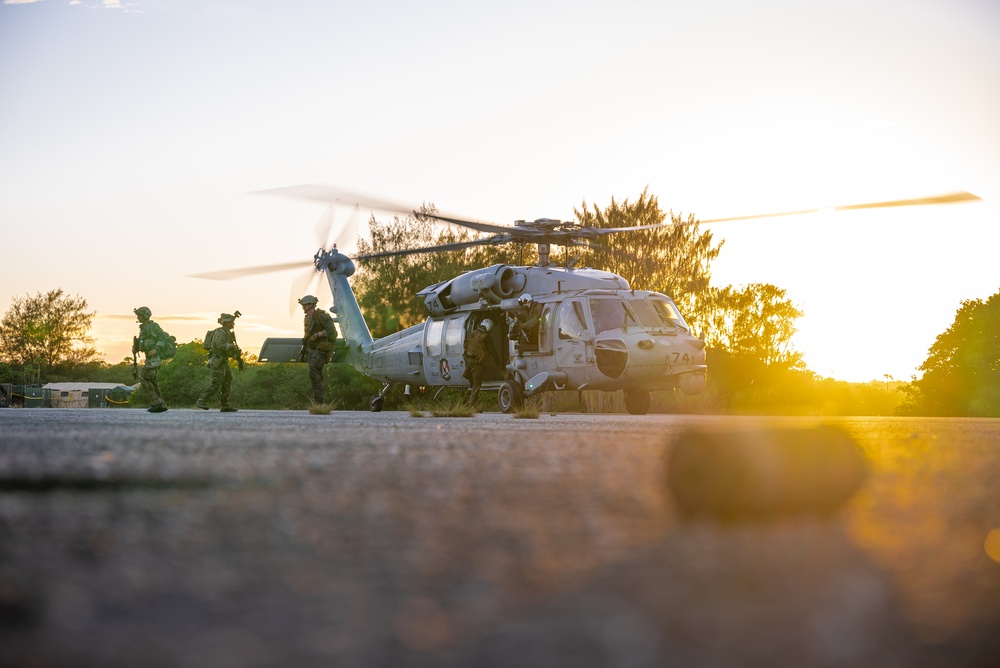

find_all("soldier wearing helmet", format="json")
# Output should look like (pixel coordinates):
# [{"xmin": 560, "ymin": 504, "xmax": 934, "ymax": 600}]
[
  {"xmin": 512, "ymin": 293, "xmax": 542, "ymax": 351},
  {"xmin": 196, "ymin": 312, "xmax": 242, "ymax": 412},
  {"xmin": 298, "ymin": 295, "xmax": 338, "ymax": 405},
  {"xmin": 462, "ymin": 317, "xmax": 499, "ymax": 407},
  {"xmin": 132, "ymin": 306, "xmax": 169, "ymax": 413}
]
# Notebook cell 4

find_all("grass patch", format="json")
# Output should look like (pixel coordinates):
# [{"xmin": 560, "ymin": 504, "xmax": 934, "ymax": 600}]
[
  {"xmin": 512, "ymin": 399, "xmax": 541, "ymax": 419},
  {"xmin": 307, "ymin": 400, "xmax": 340, "ymax": 415},
  {"xmin": 404, "ymin": 401, "xmax": 428, "ymax": 417},
  {"xmin": 429, "ymin": 399, "xmax": 477, "ymax": 418}
]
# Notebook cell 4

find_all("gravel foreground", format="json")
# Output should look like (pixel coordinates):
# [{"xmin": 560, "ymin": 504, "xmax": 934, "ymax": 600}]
[{"xmin": 1, "ymin": 409, "xmax": 999, "ymax": 667}]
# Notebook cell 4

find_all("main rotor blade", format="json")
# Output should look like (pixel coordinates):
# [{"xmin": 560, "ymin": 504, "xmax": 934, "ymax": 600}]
[
  {"xmin": 254, "ymin": 184, "xmax": 420, "ymax": 214},
  {"xmin": 698, "ymin": 191, "xmax": 981, "ymax": 224},
  {"xmin": 422, "ymin": 213, "xmax": 516, "ymax": 236},
  {"xmin": 588, "ymin": 222, "xmax": 673, "ymax": 236},
  {"xmin": 259, "ymin": 184, "xmax": 448, "ymax": 236},
  {"xmin": 580, "ymin": 242, "xmax": 641, "ymax": 261},
  {"xmin": 832, "ymin": 191, "xmax": 981, "ymax": 211},
  {"xmin": 355, "ymin": 237, "xmax": 505, "ymax": 261},
  {"xmin": 189, "ymin": 260, "xmax": 313, "ymax": 281},
  {"xmin": 256, "ymin": 184, "xmax": 513, "ymax": 236}
]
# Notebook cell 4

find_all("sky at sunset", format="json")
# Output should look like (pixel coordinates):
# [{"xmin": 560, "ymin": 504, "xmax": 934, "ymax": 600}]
[{"xmin": 2, "ymin": 0, "xmax": 999, "ymax": 382}]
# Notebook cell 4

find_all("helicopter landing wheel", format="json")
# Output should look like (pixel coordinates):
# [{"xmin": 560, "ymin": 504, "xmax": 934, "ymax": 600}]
[
  {"xmin": 498, "ymin": 380, "xmax": 524, "ymax": 414},
  {"xmin": 624, "ymin": 388, "xmax": 651, "ymax": 415},
  {"xmin": 370, "ymin": 396, "xmax": 384, "ymax": 412}
]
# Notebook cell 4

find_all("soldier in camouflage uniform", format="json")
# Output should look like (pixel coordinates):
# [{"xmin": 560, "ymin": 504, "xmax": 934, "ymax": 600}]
[
  {"xmin": 298, "ymin": 295, "xmax": 337, "ymax": 404},
  {"xmin": 196, "ymin": 312, "xmax": 242, "ymax": 412},
  {"xmin": 133, "ymin": 306, "xmax": 169, "ymax": 413},
  {"xmin": 462, "ymin": 318, "xmax": 498, "ymax": 406}
]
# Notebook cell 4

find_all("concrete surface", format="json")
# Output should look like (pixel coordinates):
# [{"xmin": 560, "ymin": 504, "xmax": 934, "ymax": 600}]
[{"xmin": 1, "ymin": 409, "xmax": 999, "ymax": 667}]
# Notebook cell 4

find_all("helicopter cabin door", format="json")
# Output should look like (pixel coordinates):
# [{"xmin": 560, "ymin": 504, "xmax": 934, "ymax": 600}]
[
  {"xmin": 553, "ymin": 298, "xmax": 593, "ymax": 372},
  {"xmin": 422, "ymin": 314, "xmax": 469, "ymax": 386}
]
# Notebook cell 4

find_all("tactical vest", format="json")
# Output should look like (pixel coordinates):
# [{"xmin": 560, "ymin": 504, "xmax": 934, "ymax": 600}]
[
  {"xmin": 304, "ymin": 309, "xmax": 335, "ymax": 352},
  {"xmin": 207, "ymin": 327, "xmax": 236, "ymax": 358},
  {"xmin": 464, "ymin": 329, "xmax": 489, "ymax": 362}
]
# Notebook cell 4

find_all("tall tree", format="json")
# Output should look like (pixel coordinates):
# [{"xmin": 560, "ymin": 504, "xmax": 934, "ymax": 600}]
[
  {"xmin": 699, "ymin": 283, "xmax": 804, "ymax": 368},
  {"xmin": 0, "ymin": 289, "xmax": 100, "ymax": 370},
  {"xmin": 899, "ymin": 290, "xmax": 1000, "ymax": 416},
  {"xmin": 573, "ymin": 187, "xmax": 722, "ymax": 325}
]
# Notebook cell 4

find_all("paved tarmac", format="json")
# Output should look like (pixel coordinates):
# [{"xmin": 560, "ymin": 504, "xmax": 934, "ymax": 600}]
[{"xmin": 2, "ymin": 409, "xmax": 999, "ymax": 667}]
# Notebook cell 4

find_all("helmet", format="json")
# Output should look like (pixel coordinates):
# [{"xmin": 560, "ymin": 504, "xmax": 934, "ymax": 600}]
[
  {"xmin": 518, "ymin": 294, "xmax": 534, "ymax": 307},
  {"xmin": 134, "ymin": 306, "xmax": 151, "ymax": 318},
  {"xmin": 218, "ymin": 313, "xmax": 236, "ymax": 324},
  {"xmin": 298, "ymin": 295, "xmax": 319, "ymax": 306},
  {"xmin": 480, "ymin": 318, "xmax": 493, "ymax": 332}
]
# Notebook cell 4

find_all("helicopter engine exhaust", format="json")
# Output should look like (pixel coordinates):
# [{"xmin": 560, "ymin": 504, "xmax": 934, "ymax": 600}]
[{"xmin": 420, "ymin": 265, "xmax": 526, "ymax": 316}]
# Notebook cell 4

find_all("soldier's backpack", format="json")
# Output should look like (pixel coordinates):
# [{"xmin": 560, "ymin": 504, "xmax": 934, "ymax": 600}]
[
  {"xmin": 160, "ymin": 333, "xmax": 178, "ymax": 359},
  {"xmin": 202, "ymin": 330, "xmax": 215, "ymax": 351}
]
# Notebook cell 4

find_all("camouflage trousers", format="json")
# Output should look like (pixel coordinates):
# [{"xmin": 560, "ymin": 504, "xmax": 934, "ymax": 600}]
[
  {"xmin": 199, "ymin": 356, "xmax": 233, "ymax": 408},
  {"xmin": 139, "ymin": 358, "xmax": 164, "ymax": 406},
  {"xmin": 307, "ymin": 348, "xmax": 330, "ymax": 404},
  {"xmin": 463, "ymin": 357, "xmax": 485, "ymax": 405}
]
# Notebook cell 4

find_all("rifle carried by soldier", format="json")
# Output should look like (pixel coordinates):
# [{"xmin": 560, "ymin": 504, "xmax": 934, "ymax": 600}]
[
  {"xmin": 298, "ymin": 315, "xmax": 321, "ymax": 363},
  {"xmin": 131, "ymin": 335, "xmax": 139, "ymax": 381},
  {"xmin": 232, "ymin": 310, "xmax": 244, "ymax": 371}
]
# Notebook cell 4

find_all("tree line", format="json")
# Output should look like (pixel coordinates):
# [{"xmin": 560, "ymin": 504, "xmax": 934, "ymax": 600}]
[{"xmin": 2, "ymin": 190, "xmax": 996, "ymax": 415}]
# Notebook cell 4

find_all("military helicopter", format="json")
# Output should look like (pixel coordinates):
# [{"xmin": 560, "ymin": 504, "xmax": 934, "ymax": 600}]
[
  {"xmin": 192, "ymin": 186, "xmax": 715, "ymax": 413},
  {"xmin": 193, "ymin": 186, "xmax": 981, "ymax": 413}
]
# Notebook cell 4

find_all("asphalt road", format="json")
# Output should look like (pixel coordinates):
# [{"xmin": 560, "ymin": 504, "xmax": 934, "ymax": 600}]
[{"xmin": 2, "ymin": 409, "xmax": 999, "ymax": 667}]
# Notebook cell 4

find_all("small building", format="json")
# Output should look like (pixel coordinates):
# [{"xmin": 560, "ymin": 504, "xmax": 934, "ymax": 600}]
[{"xmin": 41, "ymin": 383, "xmax": 135, "ymax": 408}]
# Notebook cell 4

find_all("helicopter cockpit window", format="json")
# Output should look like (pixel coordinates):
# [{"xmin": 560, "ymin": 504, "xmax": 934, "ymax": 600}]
[
  {"xmin": 538, "ymin": 305, "xmax": 553, "ymax": 351},
  {"xmin": 557, "ymin": 300, "xmax": 588, "ymax": 340},
  {"xmin": 589, "ymin": 298, "xmax": 630, "ymax": 336},
  {"xmin": 626, "ymin": 298, "xmax": 663, "ymax": 329},
  {"xmin": 425, "ymin": 319, "xmax": 444, "ymax": 357},
  {"xmin": 444, "ymin": 317, "xmax": 464, "ymax": 356},
  {"xmin": 650, "ymin": 298, "xmax": 690, "ymax": 331}
]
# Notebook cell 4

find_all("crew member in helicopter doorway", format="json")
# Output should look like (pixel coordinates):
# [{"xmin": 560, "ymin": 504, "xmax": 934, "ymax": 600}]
[
  {"xmin": 463, "ymin": 318, "xmax": 499, "ymax": 408},
  {"xmin": 511, "ymin": 293, "xmax": 542, "ymax": 352},
  {"xmin": 298, "ymin": 294, "xmax": 338, "ymax": 404}
]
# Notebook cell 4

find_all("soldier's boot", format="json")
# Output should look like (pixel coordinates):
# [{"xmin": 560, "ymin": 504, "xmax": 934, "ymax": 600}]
[
  {"xmin": 148, "ymin": 403, "xmax": 168, "ymax": 413},
  {"xmin": 220, "ymin": 406, "xmax": 238, "ymax": 413},
  {"xmin": 195, "ymin": 399, "xmax": 209, "ymax": 410}
]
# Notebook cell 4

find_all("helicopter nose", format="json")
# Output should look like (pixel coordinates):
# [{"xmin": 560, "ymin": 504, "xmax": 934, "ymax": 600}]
[{"xmin": 596, "ymin": 334, "xmax": 707, "ymax": 382}]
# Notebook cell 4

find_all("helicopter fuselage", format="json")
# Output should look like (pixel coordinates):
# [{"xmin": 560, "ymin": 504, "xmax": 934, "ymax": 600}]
[{"xmin": 320, "ymin": 249, "xmax": 707, "ymax": 411}]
